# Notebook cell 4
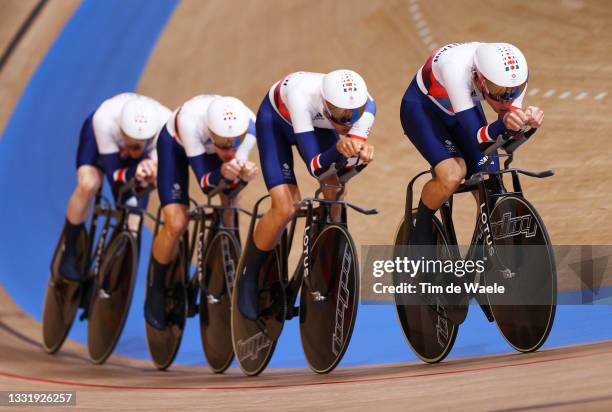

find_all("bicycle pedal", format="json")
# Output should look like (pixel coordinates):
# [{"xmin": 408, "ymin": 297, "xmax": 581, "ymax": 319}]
[
  {"xmin": 207, "ymin": 294, "xmax": 222, "ymax": 304},
  {"xmin": 311, "ymin": 291, "xmax": 327, "ymax": 302},
  {"xmin": 98, "ymin": 289, "xmax": 111, "ymax": 299}
]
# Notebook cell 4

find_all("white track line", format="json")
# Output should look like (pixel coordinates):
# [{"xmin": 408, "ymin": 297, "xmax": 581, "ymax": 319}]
[
  {"xmin": 409, "ymin": 0, "xmax": 436, "ymax": 51},
  {"xmin": 575, "ymin": 92, "xmax": 588, "ymax": 100},
  {"xmin": 594, "ymin": 91, "xmax": 608, "ymax": 100},
  {"xmin": 528, "ymin": 89, "xmax": 608, "ymax": 102},
  {"xmin": 528, "ymin": 88, "xmax": 540, "ymax": 96}
]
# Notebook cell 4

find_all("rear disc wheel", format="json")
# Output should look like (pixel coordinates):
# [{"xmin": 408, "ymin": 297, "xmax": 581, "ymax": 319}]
[
  {"xmin": 231, "ymin": 245, "xmax": 285, "ymax": 376},
  {"xmin": 145, "ymin": 240, "xmax": 187, "ymax": 370},
  {"xmin": 393, "ymin": 215, "xmax": 459, "ymax": 363},
  {"xmin": 42, "ymin": 227, "xmax": 87, "ymax": 354}
]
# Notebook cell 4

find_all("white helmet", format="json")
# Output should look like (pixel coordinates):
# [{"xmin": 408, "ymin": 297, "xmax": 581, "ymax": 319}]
[
  {"xmin": 321, "ymin": 69, "xmax": 368, "ymax": 126},
  {"xmin": 207, "ymin": 96, "xmax": 249, "ymax": 147},
  {"xmin": 120, "ymin": 97, "xmax": 160, "ymax": 140},
  {"xmin": 321, "ymin": 69, "xmax": 368, "ymax": 109},
  {"xmin": 474, "ymin": 43, "xmax": 528, "ymax": 101}
]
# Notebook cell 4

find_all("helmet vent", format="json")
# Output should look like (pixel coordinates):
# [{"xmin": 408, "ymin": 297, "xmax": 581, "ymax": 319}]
[
  {"xmin": 499, "ymin": 45, "xmax": 520, "ymax": 73},
  {"xmin": 341, "ymin": 72, "xmax": 357, "ymax": 93}
]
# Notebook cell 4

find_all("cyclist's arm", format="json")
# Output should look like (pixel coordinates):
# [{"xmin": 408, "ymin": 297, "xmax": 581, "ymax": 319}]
[
  {"xmin": 295, "ymin": 131, "xmax": 343, "ymax": 176},
  {"xmin": 188, "ymin": 154, "xmax": 221, "ymax": 191},
  {"xmin": 99, "ymin": 153, "xmax": 137, "ymax": 188},
  {"xmin": 235, "ymin": 117, "xmax": 256, "ymax": 161},
  {"xmin": 455, "ymin": 106, "xmax": 506, "ymax": 144},
  {"xmin": 346, "ymin": 96, "xmax": 376, "ymax": 141}
]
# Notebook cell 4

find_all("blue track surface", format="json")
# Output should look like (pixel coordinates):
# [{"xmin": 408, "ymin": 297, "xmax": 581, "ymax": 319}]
[{"xmin": 0, "ymin": 0, "xmax": 610, "ymax": 369}]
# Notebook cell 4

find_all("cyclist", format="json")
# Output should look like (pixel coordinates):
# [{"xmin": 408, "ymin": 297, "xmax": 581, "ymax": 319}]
[
  {"xmin": 146, "ymin": 95, "xmax": 258, "ymax": 330},
  {"xmin": 236, "ymin": 69, "xmax": 376, "ymax": 320},
  {"xmin": 400, "ymin": 42, "xmax": 544, "ymax": 248},
  {"xmin": 59, "ymin": 93, "xmax": 171, "ymax": 282}
]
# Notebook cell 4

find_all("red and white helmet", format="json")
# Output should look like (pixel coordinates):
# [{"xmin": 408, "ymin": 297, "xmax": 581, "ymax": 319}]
[{"xmin": 474, "ymin": 43, "xmax": 528, "ymax": 101}]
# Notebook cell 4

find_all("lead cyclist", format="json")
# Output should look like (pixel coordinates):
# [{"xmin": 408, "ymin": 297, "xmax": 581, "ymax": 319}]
[{"xmin": 400, "ymin": 42, "xmax": 544, "ymax": 250}]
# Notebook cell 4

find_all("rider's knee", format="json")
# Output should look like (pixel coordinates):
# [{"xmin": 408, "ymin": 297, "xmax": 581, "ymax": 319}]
[
  {"xmin": 439, "ymin": 164, "xmax": 465, "ymax": 195},
  {"xmin": 271, "ymin": 202, "xmax": 296, "ymax": 225},
  {"xmin": 77, "ymin": 172, "xmax": 101, "ymax": 198},
  {"xmin": 164, "ymin": 210, "xmax": 188, "ymax": 238}
]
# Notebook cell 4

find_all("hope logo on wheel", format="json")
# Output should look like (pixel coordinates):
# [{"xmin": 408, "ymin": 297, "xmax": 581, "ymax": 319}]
[{"xmin": 332, "ymin": 244, "xmax": 352, "ymax": 356}]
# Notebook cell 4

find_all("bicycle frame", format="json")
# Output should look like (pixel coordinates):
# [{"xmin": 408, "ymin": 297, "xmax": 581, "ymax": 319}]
[
  {"xmin": 265, "ymin": 165, "xmax": 377, "ymax": 312},
  {"xmin": 403, "ymin": 130, "xmax": 554, "ymax": 319},
  {"xmin": 75, "ymin": 180, "xmax": 151, "ymax": 317}
]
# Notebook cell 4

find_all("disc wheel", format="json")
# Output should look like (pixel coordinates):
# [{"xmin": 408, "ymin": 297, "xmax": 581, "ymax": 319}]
[
  {"xmin": 87, "ymin": 231, "xmax": 138, "ymax": 364},
  {"xmin": 300, "ymin": 224, "xmax": 359, "ymax": 374},
  {"xmin": 486, "ymin": 195, "xmax": 556, "ymax": 353},
  {"xmin": 145, "ymin": 240, "xmax": 187, "ymax": 370},
  {"xmin": 231, "ymin": 245, "xmax": 285, "ymax": 376},
  {"xmin": 199, "ymin": 231, "xmax": 239, "ymax": 373},
  {"xmin": 42, "ymin": 226, "xmax": 88, "ymax": 354},
  {"xmin": 392, "ymin": 214, "xmax": 459, "ymax": 363}
]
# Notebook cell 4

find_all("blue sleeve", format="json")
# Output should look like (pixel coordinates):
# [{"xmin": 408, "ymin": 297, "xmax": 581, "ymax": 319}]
[
  {"xmin": 455, "ymin": 106, "xmax": 506, "ymax": 143},
  {"xmin": 365, "ymin": 96, "xmax": 376, "ymax": 115},
  {"xmin": 295, "ymin": 131, "xmax": 342, "ymax": 175},
  {"xmin": 188, "ymin": 154, "xmax": 221, "ymax": 189},
  {"xmin": 99, "ymin": 153, "xmax": 136, "ymax": 187},
  {"xmin": 247, "ymin": 118, "xmax": 256, "ymax": 137}
]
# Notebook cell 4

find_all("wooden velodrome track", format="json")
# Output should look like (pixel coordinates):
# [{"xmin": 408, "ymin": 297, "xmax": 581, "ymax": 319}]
[{"xmin": 1, "ymin": 0, "xmax": 611, "ymax": 410}]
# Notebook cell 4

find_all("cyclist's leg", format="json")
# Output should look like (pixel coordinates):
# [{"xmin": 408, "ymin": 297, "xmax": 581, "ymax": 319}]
[
  {"xmin": 295, "ymin": 127, "xmax": 344, "ymax": 220},
  {"xmin": 237, "ymin": 96, "xmax": 298, "ymax": 320},
  {"xmin": 60, "ymin": 115, "xmax": 103, "ymax": 281},
  {"xmin": 146, "ymin": 126, "xmax": 189, "ymax": 329},
  {"xmin": 450, "ymin": 104, "xmax": 500, "ymax": 211},
  {"xmin": 252, "ymin": 95, "xmax": 300, "ymax": 249},
  {"xmin": 66, "ymin": 166, "xmax": 103, "ymax": 224},
  {"xmin": 400, "ymin": 79, "xmax": 465, "ymax": 245}
]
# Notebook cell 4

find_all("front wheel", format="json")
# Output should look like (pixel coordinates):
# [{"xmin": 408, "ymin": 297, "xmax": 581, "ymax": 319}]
[
  {"xmin": 300, "ymin": 224, "xmax": 359, "ymax": 374},
  {"xmin": 199, "ymin": 231, "xmax": 240, "ymax": 373},
  {"xmin": 486, "ymin": 195, "xmax": 556, "ymax": 353},
  {"xmin": 87, "ymin": 231, "xmax": 138, "ymax": 364},
  {"xmin": 392, "ymin": 214, "xmax": 459, "ymax": 364}
]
